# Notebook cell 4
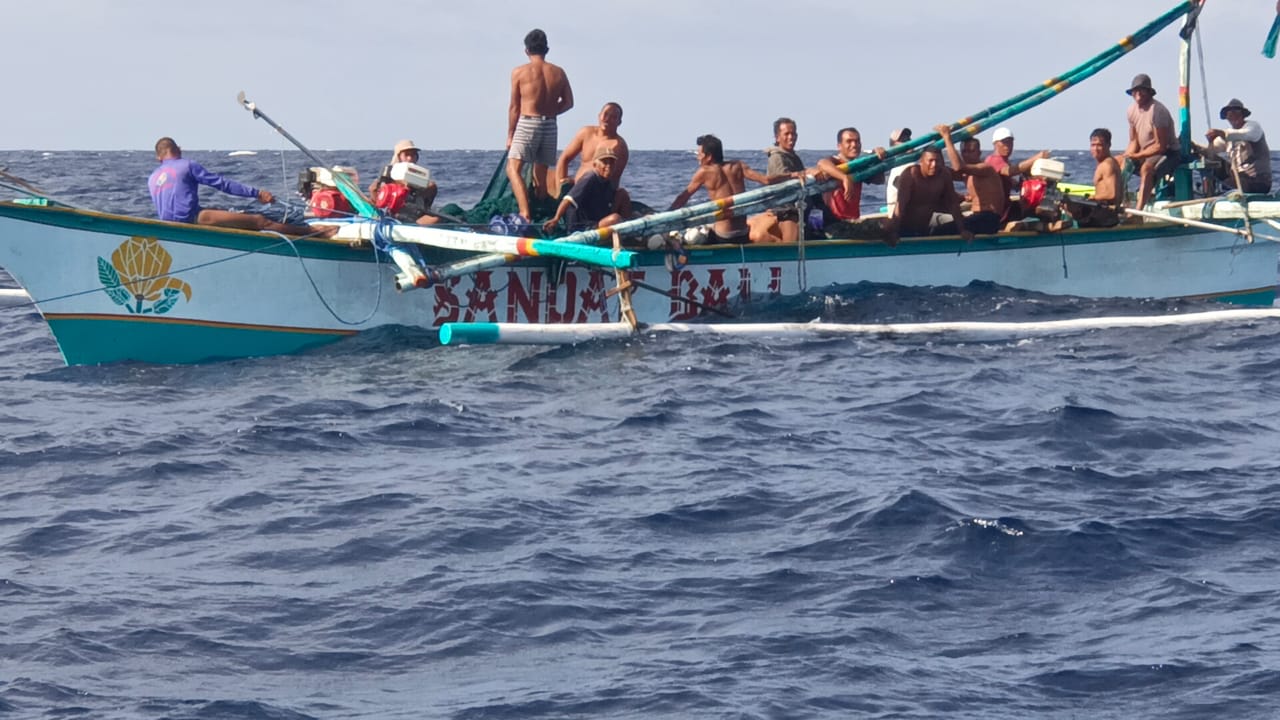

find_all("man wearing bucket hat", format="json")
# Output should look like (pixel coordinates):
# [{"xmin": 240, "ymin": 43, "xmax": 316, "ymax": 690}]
[
  {"xmin": 1205, "ymin": 98, "xmax": 1272, "ymax": 195},
  {"xmin": 368, "ymin": 140, "xmax": 441, "ymax": 224},
  {"xmin": 1123, "ymin": 73, "xmax": 1178, "ymax": 209}
]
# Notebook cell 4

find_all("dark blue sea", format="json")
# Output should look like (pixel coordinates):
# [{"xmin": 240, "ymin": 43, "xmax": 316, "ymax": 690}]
[{"xmin": 3, "ymin": 148, "xmax": 1280, "ymax": 719}]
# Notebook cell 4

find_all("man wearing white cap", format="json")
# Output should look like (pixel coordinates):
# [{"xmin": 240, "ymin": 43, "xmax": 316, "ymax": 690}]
[
  {"xmin": 1122, "ymin": 73, "xmax": 1177, "ymax": 209},
  {"xmin": 984, "ymin": 127, "xmax": 1049, "ymax": 223},
  {"xmin": 1205, "ymin": 98, "xmax": 1272, "ymax": 194}
]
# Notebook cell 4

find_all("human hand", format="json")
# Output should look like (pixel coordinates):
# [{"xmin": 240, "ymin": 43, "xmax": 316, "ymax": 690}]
[
  {"xmin": 961, "ymin": 229, "xmax": 975, "ymax": 242},
  {"xmin": 874, "ymin": 146, "xmax": 888, "ymax": 160},
  {"xmin": 542, "ymin": 218, "xmax": 559, "ymax": 233},
  {"xmin": 257, "ymin": 189, "xmax": 274, "ymax": 204},
  {"xmin": 934, "ymin": 124, "xmax": 951, "ymax": 137}
]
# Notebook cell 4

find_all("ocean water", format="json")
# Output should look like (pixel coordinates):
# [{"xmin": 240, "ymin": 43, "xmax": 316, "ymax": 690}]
[{"xmin": 3, "ymin": 149, "xmax": 1280, "ymax": 719}]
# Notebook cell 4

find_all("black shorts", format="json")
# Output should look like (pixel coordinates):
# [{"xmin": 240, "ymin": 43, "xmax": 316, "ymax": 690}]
[{"xmin": 963, "ymin": 211, "xmax": 1003, "ymax": 235}]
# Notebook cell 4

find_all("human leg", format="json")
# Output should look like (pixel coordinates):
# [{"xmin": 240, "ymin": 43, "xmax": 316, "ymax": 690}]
[
  {"xmin": 196, "ymin": 209, "xmax": 335, "ymax": 238},
  {"xmin": 506, "ymin": 157, "xmax": 531, "ymax": 221}
]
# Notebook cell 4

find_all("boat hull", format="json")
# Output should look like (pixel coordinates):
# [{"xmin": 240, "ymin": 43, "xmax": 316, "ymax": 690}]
[{"xmin": 0, "ymin": 203, "xmax": 1275, "ymax": 364}]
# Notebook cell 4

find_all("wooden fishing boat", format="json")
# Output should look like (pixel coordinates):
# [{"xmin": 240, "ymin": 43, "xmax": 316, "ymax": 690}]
[{"xmin": 0, "ymin": 0, "xmax": 1276, "ymax": 365}]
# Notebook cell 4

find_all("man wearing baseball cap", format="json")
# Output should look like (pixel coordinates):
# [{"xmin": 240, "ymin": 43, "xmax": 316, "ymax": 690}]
[
  {"xmin": 1123, "ymin": 73, "xmax": 1177, "ymax": 209},
  {"xmin": 542, "ymin": 145, "xmax": 623, "ymax": 234},
  {"xmin": 1205, "ymin": 98, "xmax": 1272, "ymax": 194},
  {"xmin": 982, "ymin": 127, "xmax": 1050, "ymax": 226}
]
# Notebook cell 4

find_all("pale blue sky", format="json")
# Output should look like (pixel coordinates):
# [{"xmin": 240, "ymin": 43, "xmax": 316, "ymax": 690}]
[{"xmin": 3, "ymin": 1, "xmax": 1275, "ymax": 151}]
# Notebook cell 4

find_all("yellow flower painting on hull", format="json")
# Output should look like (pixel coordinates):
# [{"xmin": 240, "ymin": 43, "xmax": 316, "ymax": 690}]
[{"xmin": 97, "ymin": 237, "xmax": 193, "ymax": 315}]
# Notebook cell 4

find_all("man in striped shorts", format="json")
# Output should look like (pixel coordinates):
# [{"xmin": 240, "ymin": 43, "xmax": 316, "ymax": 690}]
[{"xmin": 506, "ymin": 28, "xmax": 574, "ymax": 225}]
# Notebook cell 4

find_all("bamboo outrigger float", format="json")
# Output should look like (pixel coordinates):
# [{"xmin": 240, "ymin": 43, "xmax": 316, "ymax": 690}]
[{"xmin": 1, "ymin": 0, "xmax": 1278, "ymax": 365}]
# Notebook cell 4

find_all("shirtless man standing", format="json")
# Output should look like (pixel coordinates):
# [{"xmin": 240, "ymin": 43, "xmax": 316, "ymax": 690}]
[
  {"xmin": 506, "ymin": 28, "xmax": 574, "ymax": 223},
  {"xmin": 669, "ymin": 134, "xmax": 769, "ymax": 243},
  {"xmin": 554, "ymin": 101, "xmax": 631, "ymax": 215},
  {"xmin": 885, "ymin": 146, "xmax": 974, "ymax": 245},
  {"xmin": 936, "ymin": 125, "xmax": 1007, "ymax": 234}
]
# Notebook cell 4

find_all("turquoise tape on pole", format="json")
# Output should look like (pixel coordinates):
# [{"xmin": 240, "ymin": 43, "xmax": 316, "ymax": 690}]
[
  {"xmin": 439, "ymin": 323, "xmax": 501, "ymax": 346},
  {"xmin": 530, "ymin": 240, "xmax": 635, "ymax": 269}
]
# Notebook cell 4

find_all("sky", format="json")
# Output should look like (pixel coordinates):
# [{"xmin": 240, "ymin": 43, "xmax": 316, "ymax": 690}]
[{"xmin": 2, "ymin": 0, "xmax": 1277, "ymax": 152}]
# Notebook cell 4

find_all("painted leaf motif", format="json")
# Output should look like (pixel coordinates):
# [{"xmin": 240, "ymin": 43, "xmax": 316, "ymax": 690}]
[
  {"xmin": 152, "ymin": 287, "xmax": 181, "ymax": 315},
  {"xmin": 97, "ymin": 257, "xmax": 130, "ymax": 306}
]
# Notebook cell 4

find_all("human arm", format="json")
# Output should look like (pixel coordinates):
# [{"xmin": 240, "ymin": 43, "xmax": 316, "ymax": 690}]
[
  {"xmin": 944, "ymin": 173, "xmax": 974, "ymax": 241},
  {"xmin": 1124, "ymin": 122, "xmax": 1141, "ymax": 160},
  {"xmin": 669, "ymin": 171, "xmax": 704, "ymax": 210},
  {"xmin": 507, "ymin": 70, "xmax": 521, "ymax": 149},
  {"xmin": 816, "ymin": 156, "xmax": 854, "ymax": 200},
  {"xmin": 1015, "ymin": 150, "xmax": 1050, "ymax": 176},
  {"xmin": 885, "ymin": 170, "xmax": 912, "ymax": 241},
  {"xmin": 555, "ymin": 70, "xmax": 574, "ymax": 116},
  {"xmin": 189, "ymin": 162, "xmax": 259, "ymax": 200},
  {"xmin": 739, "ymin": 162, "xmax": 771, "ymax": 186},
  {"xmin": 1220, "ymin": 120, "xmax": 1265, "ymax": 144},
  {"xmin": 542, "ymin": 197, "xmax": 573, "ymax": 233},
  {"xmin": 936, "ymin": 125, "xmax": 964, "ymax": 173},
  {"xmin": 555, "ymin": 128, "xmax": 588, "ymax": 190},
  {"xmin": 614, "ymin": 139, "xmax": 630, "ymax": 185}
]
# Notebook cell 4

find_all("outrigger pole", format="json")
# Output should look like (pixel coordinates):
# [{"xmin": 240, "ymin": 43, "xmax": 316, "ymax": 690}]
[{"xmin": 431, "ymin": 1, "xmax": 1199, "ymax": 282}]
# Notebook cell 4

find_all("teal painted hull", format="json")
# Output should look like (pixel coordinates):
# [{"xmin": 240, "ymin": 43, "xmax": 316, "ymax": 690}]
[{"xmin": 47, "ymin": 316, "xmax": 351, "ymax": 365}]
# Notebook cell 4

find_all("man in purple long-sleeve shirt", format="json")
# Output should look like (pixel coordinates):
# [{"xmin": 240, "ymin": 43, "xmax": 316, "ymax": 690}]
[{"xmin": 148, "ymin": 137, "xmax": 333, "ymax": 237}]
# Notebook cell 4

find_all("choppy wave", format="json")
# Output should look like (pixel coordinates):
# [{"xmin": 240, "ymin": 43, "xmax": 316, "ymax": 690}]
[{"xmin": 3, "ymin": 151, "xmax": 1280, "ymax": 718}]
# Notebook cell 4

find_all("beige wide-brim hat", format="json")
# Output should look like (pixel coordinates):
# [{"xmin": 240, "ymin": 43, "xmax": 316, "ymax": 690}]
[{"xmin": 391, "ymin": 139, "xmax": 420, "ymax": 162}]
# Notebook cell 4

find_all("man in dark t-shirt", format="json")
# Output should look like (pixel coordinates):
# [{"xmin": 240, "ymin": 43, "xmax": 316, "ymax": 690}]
[{"xmin": 542, "ymin": 145, "xmax": 623, "ymax": 233}]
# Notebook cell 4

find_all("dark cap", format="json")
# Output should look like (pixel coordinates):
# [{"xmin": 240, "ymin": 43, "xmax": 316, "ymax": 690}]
[
  {"xmin": 1126, "ymin": 73, "xmax": 1156, "ymax": 96},
  {"xmin": 1219, "ymin": 98, "xmax": 1252, "ymax": 120}
]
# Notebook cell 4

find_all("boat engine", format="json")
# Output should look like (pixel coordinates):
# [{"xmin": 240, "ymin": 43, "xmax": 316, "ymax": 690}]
[
  {"xmin": 297, "ymin": 166, "xmax": 359, "ymax": 219},
  {"xmin": 1021, "ymin": 158, "xmax": 1067, "ymax": 214},
  {"xmin": 374, "ymin": 162, "xmax": 433, "ymax": 219}
]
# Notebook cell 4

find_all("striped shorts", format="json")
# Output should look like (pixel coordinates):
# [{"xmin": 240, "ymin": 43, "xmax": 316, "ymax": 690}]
[{"xmin": 510, "ymin": 116, "xmax": 557, "ymax": 165}]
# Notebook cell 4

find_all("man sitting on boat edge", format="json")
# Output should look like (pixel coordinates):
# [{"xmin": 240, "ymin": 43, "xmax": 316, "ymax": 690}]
[
  {"xmin": 1123, "ymin": 73, "xmax": 1178, "ymax": 209},
  {"xmin": 885, "ymin": 146, "xmax": 974, "ymax": 245},
  {"xmin": 1060, "ymin": 128, "xmax": 1122, "ymax": 229},
  {"xmin": 669, "ymin": 134, "xmax": 770, "ymax": 244},
  {"xmin": 542, "ymin": 146, "xmax": 624, "ymax": 235},
  {"xmin": 812, "ymin": 127, "xmax": 885, "ymax": 237},
  {"xmin": 553, "ymin": 102, "xmax": 633, "ymax": 219},
  {"xmin": 1204, "ymin": 98, "xmax": 1272, "ymax": 195},
  {"xmin": 936, "ymin": 125, "xmax": 1007, "ymax": 235},
  {"xmin": 147, "ymin": 137, "xmax": 335, "ymax": 238}
]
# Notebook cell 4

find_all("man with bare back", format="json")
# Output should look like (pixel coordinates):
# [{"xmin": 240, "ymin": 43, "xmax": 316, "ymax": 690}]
[
  {"xmin": 885, "ymin": 146, "xmax": 974, "ymax": 245},
  {"xmin": 669, "ymin": 134, "xmax": 769, "ymax": 243},
  {"xmin": 554, "ymin": 101, "xmax": 631, "ymax": 216},
  {"xmin": 507, "ymin": 28, "xmax": 574, "ymax": 224}
]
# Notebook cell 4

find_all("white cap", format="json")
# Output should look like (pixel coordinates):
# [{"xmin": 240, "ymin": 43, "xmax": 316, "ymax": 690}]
[{"xmin": 992, "ymin": 127, "xmax": 1013, "ymax": 143}]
